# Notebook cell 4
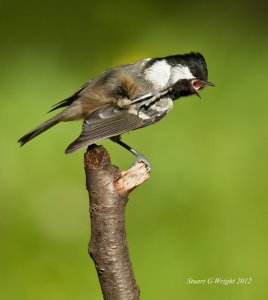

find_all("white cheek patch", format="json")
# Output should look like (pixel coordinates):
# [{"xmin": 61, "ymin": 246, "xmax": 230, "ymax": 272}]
[
  {"xmin": 171, "ymin": 65, "xmax": 195, "ymax": 83},
  {"xmin": 145, "ymin": 60, "xmax": 171, "ymax": 88}
]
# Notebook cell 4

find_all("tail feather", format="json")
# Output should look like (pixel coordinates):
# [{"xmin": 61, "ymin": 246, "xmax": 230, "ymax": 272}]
[{"xmin": 18, "ymin": 115, "xmax": 60, "ymax": 146}]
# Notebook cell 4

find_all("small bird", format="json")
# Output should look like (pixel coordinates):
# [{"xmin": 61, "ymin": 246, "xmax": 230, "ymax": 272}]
[{"xmin": 18, "ymin": 52, "xmax": 214, "ymax": 169}]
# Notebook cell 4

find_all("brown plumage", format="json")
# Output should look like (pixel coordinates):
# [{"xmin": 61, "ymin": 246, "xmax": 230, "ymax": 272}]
[{"xmin": 18, "ymin": 66, "xmax": 146, "ymax": 148}]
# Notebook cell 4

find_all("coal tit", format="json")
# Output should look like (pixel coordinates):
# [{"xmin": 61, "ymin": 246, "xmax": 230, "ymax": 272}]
[{"xmin": 18, "ymin": 52, "xmax": 214, "ymax": 169}]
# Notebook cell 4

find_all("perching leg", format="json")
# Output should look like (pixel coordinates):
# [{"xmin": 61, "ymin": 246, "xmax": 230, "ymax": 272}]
[{"xmin": 111, "ymin": 136, "xmax": 151, "ymax": 171}]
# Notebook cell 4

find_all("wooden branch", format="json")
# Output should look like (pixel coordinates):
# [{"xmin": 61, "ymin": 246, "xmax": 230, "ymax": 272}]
[{"xmin": 84, "ymin": 144, "xmax": 150, "ymax": 300}]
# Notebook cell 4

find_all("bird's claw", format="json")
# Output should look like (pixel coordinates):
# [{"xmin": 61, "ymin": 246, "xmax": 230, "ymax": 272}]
[{"xmin": 132, "ymin": 154, "xmax": 151, "ymax": 172}]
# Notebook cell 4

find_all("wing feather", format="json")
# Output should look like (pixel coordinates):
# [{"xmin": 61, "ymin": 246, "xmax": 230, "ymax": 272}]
[
  {"xmin": 65, "ymin": 105, "xmax": 146, "ymax": 153},
  {"xmin": 48, "ymin": 82, "xmax": 90, "ymax": 112}
]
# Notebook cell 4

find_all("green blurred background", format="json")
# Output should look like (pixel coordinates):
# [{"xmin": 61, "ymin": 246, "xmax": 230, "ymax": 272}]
[{"xmin": 1, "ymin": 0, "xmax": 268, "ymax": 299}]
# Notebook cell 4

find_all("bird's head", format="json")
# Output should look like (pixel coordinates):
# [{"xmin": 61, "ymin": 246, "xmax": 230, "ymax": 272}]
[{"xmin": 167, "ymin": 52, "xmax": 214, "ymax": 99}]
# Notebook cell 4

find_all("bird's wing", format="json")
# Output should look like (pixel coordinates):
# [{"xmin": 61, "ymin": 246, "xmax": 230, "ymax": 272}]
[
  {"xmin": 65, "ymin": 105, "xmax": 144, "ymax": 153},
  {"xmin": 65, "ymin": 100, "xmax": 170, "ymax": 153}
]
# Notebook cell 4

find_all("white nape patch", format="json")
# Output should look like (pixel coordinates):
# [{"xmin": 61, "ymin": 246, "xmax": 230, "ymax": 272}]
[
  {"xmin": 145, "ymin": 60, "xmax": 171, "ymax": 88},
  {"xmin": 171, "ymin": 65, "xmax": 195, "ymax": 83}
]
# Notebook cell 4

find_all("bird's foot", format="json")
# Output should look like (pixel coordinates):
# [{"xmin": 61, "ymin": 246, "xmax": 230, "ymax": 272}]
[
  {"xmin": 117, "ymin": 98, "xmax": 132, "ymax": 108},
  {"xmin": 132, "ymin": 154, "xmax": 151, "ymax": 172}
]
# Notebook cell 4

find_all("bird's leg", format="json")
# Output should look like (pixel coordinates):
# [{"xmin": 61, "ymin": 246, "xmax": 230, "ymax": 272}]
[
  {"xmin": 117, "ymin": 87, "xmax": 171, "ymax": 109},
  {"xmin": 116, "ymin": 98, "xmax": 132, "ymax": 108},
  {"xmin": 110, "ymin": 136, "xmax": 151, "ymax": 171},
  {"xmin": 131, "ymin": 87, "xmax": 171, "ymax": 106}
]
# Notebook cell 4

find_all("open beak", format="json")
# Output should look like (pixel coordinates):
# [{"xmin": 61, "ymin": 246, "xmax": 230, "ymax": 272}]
[
  {"xmin": 192, "ymin": 79, "xmax": 215, "ymax": 98},
  {"xmin": 201, "ymin": 80, "xmax": 215, "ymax": 87},
  {"xmin": 194, "ymin": 89, "xmax": 201, "ymax": 98}
]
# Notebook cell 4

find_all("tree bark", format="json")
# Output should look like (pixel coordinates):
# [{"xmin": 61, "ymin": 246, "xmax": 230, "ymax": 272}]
[{"xmin": 84, "ymin": 144, "xmax": 150, "ymax": 300}]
